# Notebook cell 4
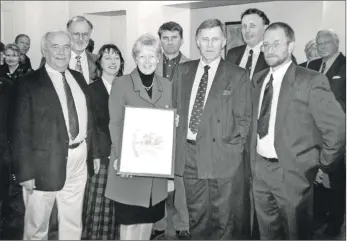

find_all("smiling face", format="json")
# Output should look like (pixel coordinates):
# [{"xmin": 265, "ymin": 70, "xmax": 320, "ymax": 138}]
[
  {"xmin": 69, "ymin": 21, "xmax": 91, "ymax": 53},
  {"xmin": 241, "ymin": 14, "xmax": 266, "ymax": 48},
  {"xmin": 16, "ymin": 36, "xmax": 30, "ymax": 55},
  {"xmin": 44, "ymin": 32, "xmax": 71, "ymax": 72},
  {"xmin": 316, "ymin": 32, "xmax": 339, "ymax": 59},
  {"xmin": 100, "ymin": 50, "xmax": 121, "ymax": 77},
  {"xmin": 135, "ymin": 46, "xmax": 159, "ymax": 75},
  {"xmin": 196, "ymin": 26, "xmax": 226, "ymax": 64},
  {"xmin": 4, "ymin": 48, "xmax": 20, "ymax": 67}
]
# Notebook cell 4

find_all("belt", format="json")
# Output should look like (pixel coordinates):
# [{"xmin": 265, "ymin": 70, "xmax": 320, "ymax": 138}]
[
  {"xmin": 261, "ymin": 156, "xmax": 279, "ymax": 163},
  {"xmin": 69, "ymin": 139, "xmax": 85, "ymax": 149},
  {"xmin": 186, "ymin": 139, "xmax": 196, "ymax": 145}
]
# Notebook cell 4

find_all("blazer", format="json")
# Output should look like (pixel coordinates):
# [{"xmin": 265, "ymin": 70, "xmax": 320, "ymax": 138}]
[
  {"xmin": 250, "ymin": 63, "xmax": 345, "ymax": 191},
  {"xmin": 172, "ymin": 59, "xmax": 252, "ymax": 178},
  {"xmin": 299, "ymin": 61, "xmax": 308, "ymax": 68},
  {"xmin": 105, "ymin": 68, "xmax": 172, "ymax": 208},
  {"xmin": 10, "ymin": 67, "xmax": 97, "ymax": 191},
  {"xmin": 39, "ymin": 50, "xmax": 97, "ymax": 84},
  {"xmin": 307, "ymin": 53, "xmax": 346, "ymax": 111},
  {"xmin": 155, "ymin": 52, "xmax": 189, "ymax": 78},
  {"xmin": 88, "ymin": 78, "xmax": 112, "ymax": 165}
]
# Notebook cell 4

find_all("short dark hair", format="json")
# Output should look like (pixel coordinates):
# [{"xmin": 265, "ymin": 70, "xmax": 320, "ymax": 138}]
[
  {"xmin": 86, "ymin": 38, "xmax": 95, "ymax": 53},
  {"xmin": 0, "ymin": 42, "xmax": 4, "ymax": 52},
  {"xmin": 158, "ymin": 21, "xmax": 183, "ymax": 38},
  {"xmin": 15, "ymin": 34, "xmax": 30, "ymax": 44},
  {"xmin": 195, "ymin": 19, "xmax": 226, "ymax": 39},
  {"xmin": 265, "ymin": 22, "xmax": 295, "ymax": 43},
  {"xmin": 94, "ymin": 44, "xmax": 124, "ymax": 79},
  {"xmin": 241, "ymin": 8, "xmax": 270, "ymax": 25},
  {"xmin": 67, "ymin": 16, "xmax": 93, "ymax": 31}
]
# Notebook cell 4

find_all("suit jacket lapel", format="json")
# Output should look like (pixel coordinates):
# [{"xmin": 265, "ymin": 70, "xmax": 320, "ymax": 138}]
[
  {"xmin": 151, "ymin": 75, "xmax": 163, "ymax": 105},
  {"xmin": 275, "ymin": 63, "xmax": 296, "ymax": 135},
  {"xmin": 86, "ymin": 51, "xmax": 96, "ymax": 83},
  {"xmin": 38, "ymin": 67, "xmax": 69, "ymax": 140},
  {"xmin": 130, "ymin": 68, "xmax": 155, "ymax": 104},
  {"xmin": 326, "ymin": 53, "xmax": 344, "ymax": 80},
  {"xmin": 254, "ymin": 52, "xmax": 268, "ymax": 75},
  {"xmin": 236, "ymin": 45, "xmax": 246, "ymax": 65},
  {"xmin": 155, "ymin": 55, "xmax": 164, "ymax": 77}
]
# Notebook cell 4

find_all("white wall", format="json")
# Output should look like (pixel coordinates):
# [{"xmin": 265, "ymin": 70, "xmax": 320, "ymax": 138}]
[{"xmin": 190, "ymin": 1, "xmax": 345, "ymax": 63}]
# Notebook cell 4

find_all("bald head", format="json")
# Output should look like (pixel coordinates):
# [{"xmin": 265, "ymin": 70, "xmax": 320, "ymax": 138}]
[{"xmin": 42, "ymin": 31, "xmax": 72, "ymax": 72}]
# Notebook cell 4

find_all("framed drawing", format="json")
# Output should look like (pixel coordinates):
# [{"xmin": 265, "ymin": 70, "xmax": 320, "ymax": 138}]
[
  {"xmin": 224, "ymin": 21, "xmax": 245, "ymax": 58},
  {"xmin": 118, "ymin": 106, "xmax": 176, "ymax": 178}
]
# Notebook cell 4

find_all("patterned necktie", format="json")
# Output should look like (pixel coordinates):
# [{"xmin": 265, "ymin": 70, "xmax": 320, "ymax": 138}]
[
  {"xmin": 320, "ymin": 61, "xmax": 326, "ymax": 73},
  {"xmin": 75, "ymin": 55, "xmax": 83, "ymax": 74},
  {"xmin": 257, "ymin": 74, "xmax": 274, "ymax": 139},
  {"xmin": 245, "ymin": 49, "xmax": 254, "ymax": 71},
  {"xmin": 189, "ymin": 65, "xmax": 210, "ymax": 134},
  {"xmin": 61, "ymin": 72, "xmax": 79, "ymax": 140}
]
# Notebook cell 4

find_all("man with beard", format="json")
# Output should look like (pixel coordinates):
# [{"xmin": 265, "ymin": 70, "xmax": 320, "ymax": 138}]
[
  {"xmin": 151, "ymin": 21, "xmax": 190, "ymax": 240},
  {"xmin": 250, "ymin": 22, "xmax": 345, "ymax": 239}
]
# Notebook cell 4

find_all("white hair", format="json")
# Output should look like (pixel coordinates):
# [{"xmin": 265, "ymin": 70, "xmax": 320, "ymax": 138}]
[
  {"xmin": 41, "ymin": 30, "xmax": 71, "ymax": 56},
  {"xmin": 316, "ymin": 29, "xmax": 339, "ymax": 46}
]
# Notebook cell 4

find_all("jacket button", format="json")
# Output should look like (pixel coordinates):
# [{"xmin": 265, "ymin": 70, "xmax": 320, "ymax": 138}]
[{"xmin": 213, "ymin": 138, "xmax": 215, "ymax": 142}]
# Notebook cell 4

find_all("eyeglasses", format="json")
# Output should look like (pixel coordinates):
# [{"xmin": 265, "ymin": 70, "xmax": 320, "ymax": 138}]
[
  {"xmin": 316, "ymin": 40, "xmax": 334, "ymax": 46},
  {"xmin": 68, "ymin": 30, "xmax": 90, "ymax": 39},
  {"xmin": 262, "ymin": 42, "xmax": 287, "ymax": 51}
]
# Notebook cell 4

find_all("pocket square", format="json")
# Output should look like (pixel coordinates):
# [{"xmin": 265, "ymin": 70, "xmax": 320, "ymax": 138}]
[
  {"xmin": 332, "ymin": 75, "xmax": 342, "ymax": 79},
  {"xmin": 223, "ymin": 90, "xmax": 232, "ymax": 96}
]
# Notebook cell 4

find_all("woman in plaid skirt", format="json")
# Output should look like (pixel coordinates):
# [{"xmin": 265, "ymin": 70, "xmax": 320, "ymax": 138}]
[{"xmin": 81, "ymin": 44, "xmax": 124, "ymax": 240}]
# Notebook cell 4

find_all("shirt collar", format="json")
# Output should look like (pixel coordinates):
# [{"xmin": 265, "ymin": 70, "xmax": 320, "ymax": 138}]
[
  {"xmin": 199, "ymin": 56, "xmax": 221, "ymax": 70},
  {"xmin": 324, "ymin": 51, "xmax": 340, "ymax": 65},
  {"xmin": 270, "ymin": 60, "xmax": 292, "ymax": 79},
  {"xmin": 45, "ymin": 63, "xmax": 66, "ymax": 75},
  {"xmin": 71, "ymin": 50, "xmax": 86, "ymax": 60},
  {"xmin": 163, "ymin": 51, "xmax": 181, "ymax": 63}
]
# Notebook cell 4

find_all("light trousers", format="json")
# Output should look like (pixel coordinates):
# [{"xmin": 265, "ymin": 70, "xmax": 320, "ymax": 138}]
[
  {"xmin": 23, "ymin": 141, "xmax": 88, "ymax": 240},
  {"xmin": 120, "ymin": 223, "xmax": 153, "ymax": 240}
]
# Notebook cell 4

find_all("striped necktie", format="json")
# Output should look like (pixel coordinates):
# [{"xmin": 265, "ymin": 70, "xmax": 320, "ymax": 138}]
[
  {"xmin": 75, "ymin": 55, "xmax": 83, "ymax": 74},
  {"xmin": 257, "ymin": 74, "xmax": 274, "ymax": 139}
]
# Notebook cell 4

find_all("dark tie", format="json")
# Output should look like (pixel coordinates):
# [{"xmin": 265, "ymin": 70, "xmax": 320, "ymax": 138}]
[
  {"xmin": 245, "ymin": 49, "xmax": 254, "ymax": 70},
  {"xmin": 75, "ymin": 55, "xmax": 83, "ymax": 74},
  {"xmin": 257, "ymin": 74, "xmax": 274, "ymax": 139},
  {"xmin": 189, "ymin": 65, "xmax": 210, "ymax": 134},
  {"xmin": 320, "ymin": 61, "xmax": 326, "ymax": 73},
  {"xmin": 60, "ymin": 72, "xmax": 79, "ymax": 140}
]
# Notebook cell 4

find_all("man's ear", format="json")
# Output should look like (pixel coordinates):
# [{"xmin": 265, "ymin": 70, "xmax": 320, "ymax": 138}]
[{"xmin": 288, "ymin": 41, "xmax": 295, "ymax": 54}]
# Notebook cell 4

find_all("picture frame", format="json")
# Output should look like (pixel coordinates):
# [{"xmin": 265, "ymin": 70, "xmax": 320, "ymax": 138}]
[
  {"xmin": 224, "ymin": 21, "xmax": 245, "ymax": 58},
  {"xmin": 117, "ymin": 106, "xmax": 176, "ymax": 178}
]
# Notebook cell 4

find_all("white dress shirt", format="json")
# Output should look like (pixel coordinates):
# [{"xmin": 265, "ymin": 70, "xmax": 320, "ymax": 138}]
[
  {"xmin": 70, "ymin": 50, "xmax": 90, "ymax": 84},
  {"xmin": 101, "ymin": 77, "xmax": 112, "ymax": 95},
  {"xmin": 46, "ymin": 64, "xmax": 88, "ymax": 145},
  {"xmin": 239, "ymin": 42, "xmax": 263, "ymax": 79},
  {"xmin": 319, "ymin": 51, "xmax": 340, "ymax": 74},
  {"xmin": 187, "ymin": 57, "xmax": 221, "ymax": 140},
  {"xmin": 256, "ymin": 60, "xmax": 292, "ymax": 158}
]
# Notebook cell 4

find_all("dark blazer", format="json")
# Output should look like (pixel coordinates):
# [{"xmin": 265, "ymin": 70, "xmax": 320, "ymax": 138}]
[
  {"xmin": 226, "ymin": 45, "xmax": 268, "ymax": 76},
  {"xmin": 88, "ymin": 78, "xmax": 112, "ymax": 165},
  {"xmin": 307, "ymin": 53, "xmax": 346, "ymax": 111},
  {"xmin": 250, "ymin": 63, "xmax": 345, "ymax": 190},
  {"xmin": 172, "ymin": 59, "xmax": 252, "ymax": 178},
  {"xmin": 10, "ymin": 67, "xmax": 97, "ymax": 191},
  {"xmin": 299, "ymin": 61, "xmax": 308, "ymax": 68},
  {"xmin": 105, "ymin": 68, "xmax": 171, "ymax": 208}
]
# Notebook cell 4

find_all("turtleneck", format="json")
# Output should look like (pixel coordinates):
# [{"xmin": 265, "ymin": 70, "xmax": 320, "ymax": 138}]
[{"xmin": 137, "ymin": 67, "xmax": 154, "ymax": 98}]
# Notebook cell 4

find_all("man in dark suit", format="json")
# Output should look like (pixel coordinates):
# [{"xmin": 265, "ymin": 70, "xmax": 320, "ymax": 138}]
[
  {"xmin": 307, "ymin": 29, "xmax": 346, "ymax": 237},
  {"xmin": 250, "ymin": 22, "xmax": 345, "ymax": 239},
  {"xmin": 225, "ymin": 8, "xmax": 270, "ymax": 79},
  {"xmin": 10, "ymin": 30, "xmax": 99, "ymax": 240},
  {"xmin": 299, "ymin": 39, "xmax": 320, "ymax": 68},
  {"xmin": 172, "ymin": 19, "xmax": 252, "ymax": 239}
]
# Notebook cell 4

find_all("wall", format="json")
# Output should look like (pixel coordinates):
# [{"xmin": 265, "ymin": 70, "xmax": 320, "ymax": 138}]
[{"xmin": 190, "ymin": 1, "xmax": 345, "ymax": 63}]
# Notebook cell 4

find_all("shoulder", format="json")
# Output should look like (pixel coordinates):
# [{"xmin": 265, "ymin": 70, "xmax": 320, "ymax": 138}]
[
  {"xmin": 220, "ymin": 59, "xmax": 247, "ymax": 75},
  {"xmin": 177, "ymin": 59, "xmax": 199, "ymax": 72},
  {"xmin": 227, "ymin": 45, "xmax": 246, "ymax": 55},
  {"xmin": 86, "ymin": 51, "xmax": 98, "ymax": 62}
]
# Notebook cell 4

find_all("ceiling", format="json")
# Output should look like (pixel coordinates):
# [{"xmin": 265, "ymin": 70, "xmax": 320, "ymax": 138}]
[
  {"xmin": 166, "ymin": 0, "xmax": 277, "ymax": 9},
  {"xmin": 86, "ymin": 10, "xmax": 126, "ymax": 16}
]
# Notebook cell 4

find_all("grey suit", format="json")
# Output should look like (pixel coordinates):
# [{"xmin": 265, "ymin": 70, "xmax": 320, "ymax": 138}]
[
  {"xmin": 250, "ymin": 63, "xmax": 345, "ymax": 239},
  {"xmin": 105, "ymin": 68, "xmax": 171, "ymax": 208},
  {"xmin": 172, "ymin": 59, "xmax": 252, "ymax": 239}
]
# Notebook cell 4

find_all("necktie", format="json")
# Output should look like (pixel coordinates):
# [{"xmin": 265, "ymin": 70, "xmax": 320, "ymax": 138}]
[
  {"xmin": 189, "ymin": 65, "xmax": 210, "ymax": 134},
  {"xmin": 320, "ymin": 61, "xmax": 326, "ymax": 73},
  {"xmin": 75, "ymin": 55, "xmax": 83, "ymax": 74},
  {"xmin": 257, "ymin": 74, "xmax": 274, "ymax": 139},
  {"xmin": 245, "ymin": 49, "xmax": 254, "ymax": 71},
  {"xmin": 61, "ymin": 72, "xmax": 79, "ymax": 140}
]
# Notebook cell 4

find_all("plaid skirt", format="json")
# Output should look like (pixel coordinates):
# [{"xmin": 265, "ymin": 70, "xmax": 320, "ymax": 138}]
[{"xmin": 81, "ymin": 164, "xmax": 119, "ymax": 240}]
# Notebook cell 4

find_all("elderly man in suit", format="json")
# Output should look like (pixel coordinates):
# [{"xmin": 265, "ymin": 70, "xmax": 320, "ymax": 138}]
[
  {"xmin": 172, "ymin": 19, "xmax": 252, "ymax": 239},
  {"xmin": 150, "ymin": 21, "xmax": 190, "ymax": 241},
  {"xmin": 10, "ymin": 30, "xmax": 99, "ymax": 240},
  {"xmin": 250, "ymin": 22, "xmax": 345, "ymax": 240},
  {"xmin": 307, "ymin": 29, "xmax": 346, "ymax": 237},
  {"xmin": 299, "ymin": 39, "xmax": 320, "ymax": 68}
]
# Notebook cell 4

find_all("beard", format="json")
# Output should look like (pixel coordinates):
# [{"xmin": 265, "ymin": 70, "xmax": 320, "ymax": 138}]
[{"xmin": 265, "ymin": 52, "xmax": 290, "ymax": 68}]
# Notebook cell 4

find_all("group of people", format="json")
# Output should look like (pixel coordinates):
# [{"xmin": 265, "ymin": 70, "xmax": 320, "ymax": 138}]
[{"xmin": 0, "ymin": 7, "xmax": 345, "ymax": 241}]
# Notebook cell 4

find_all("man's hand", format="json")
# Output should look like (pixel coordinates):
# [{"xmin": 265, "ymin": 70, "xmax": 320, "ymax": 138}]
[
  {"xmin": 175, "ymin": 114, "xmax": 180, "ymax": 127},
  {"xmin": 20, "ymin": 179, "xmax": 36, "ymax": 194},
  {"xmin": 93, "ymin": 158, "xmax": 101, "ymax": 174},
  {"xmin": 113, "ymin": 159, "xmax": 132, "ymax": 178}
]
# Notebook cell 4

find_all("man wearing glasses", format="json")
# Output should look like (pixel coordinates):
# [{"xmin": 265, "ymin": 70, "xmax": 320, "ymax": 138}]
[
  {"xmin": 250, "ymin": 22, "xmax": 345, "ymax": 239},
  {"xmin": 67, "ymin": 16, "xmax": 97, "ymax": 85},
  {"xmin": 307, "ymin": 29, "xmax": 346, "ymax": 237}
]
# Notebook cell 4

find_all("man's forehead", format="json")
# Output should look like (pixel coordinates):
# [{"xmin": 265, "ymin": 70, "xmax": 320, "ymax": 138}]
[
  {"xmin": 69, "ymin": 21, "xmax": 90, "ymax": 31},
  {"xmin": 242, "ymin": 14, "xmax": 264, "ymax": 24},
  {"xmin": 48, "ymin": 33, "xmax": 71, "ymax": 45},
  {"xmin": 161, "ymin": 30, "xmax": 180, "ymax": 36},
  {"xmin": 317, "ymin": 33, "xmax": 333, "ymax": 40}
]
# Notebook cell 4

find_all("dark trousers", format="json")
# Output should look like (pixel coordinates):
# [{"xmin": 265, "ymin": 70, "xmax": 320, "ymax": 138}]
[
  {"xmin": 253, "ymin": 154, "xmax": 313, "ymax": 239},
  {"xmin": 183, "ymin": 142, "xmax": 247, "ymax": 240}
]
